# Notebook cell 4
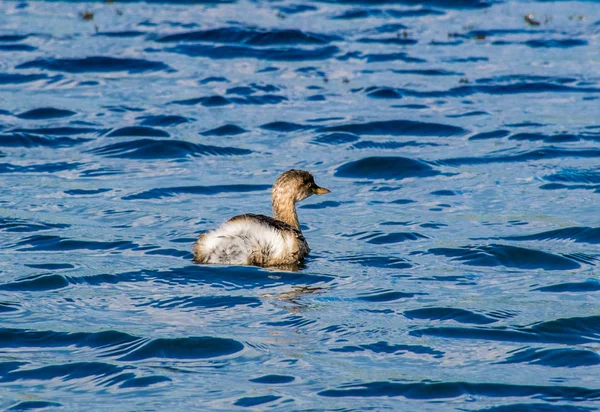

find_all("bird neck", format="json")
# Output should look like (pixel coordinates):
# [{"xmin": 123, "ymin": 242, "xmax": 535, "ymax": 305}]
[{"xmin": 272, "ymin": 193, "xmax": 300, "ymax": 230}]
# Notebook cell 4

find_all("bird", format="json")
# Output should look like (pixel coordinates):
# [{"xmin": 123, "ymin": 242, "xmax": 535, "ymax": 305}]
[{"xmin": 193, "ymin": 170, "xmax": 330, "ymax": 267}]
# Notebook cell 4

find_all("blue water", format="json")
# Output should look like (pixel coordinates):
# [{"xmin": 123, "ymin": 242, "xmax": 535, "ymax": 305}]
[{"xmin": 0, "ymin": 0, "xmax": 599, "ymax": 410}]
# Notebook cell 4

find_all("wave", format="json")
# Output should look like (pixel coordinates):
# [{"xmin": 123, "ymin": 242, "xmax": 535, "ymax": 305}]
[
  {"xmin": 89, "ymin": 139, "xmax": 252, "ymax": 159},
  {"xmin": 17, "ymin": 56, "xmax": 171, "ymax": 73}
]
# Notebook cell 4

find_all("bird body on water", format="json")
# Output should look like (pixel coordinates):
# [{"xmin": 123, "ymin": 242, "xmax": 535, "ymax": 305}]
[{"xmin": 193, "ymin": 170, "xmax": 330, "ymax": 267}]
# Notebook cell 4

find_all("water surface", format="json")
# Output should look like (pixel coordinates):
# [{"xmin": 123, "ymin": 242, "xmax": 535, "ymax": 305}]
[{"xmin": 0, "ymin": 0, "xmax": 599, "ymax": 410}]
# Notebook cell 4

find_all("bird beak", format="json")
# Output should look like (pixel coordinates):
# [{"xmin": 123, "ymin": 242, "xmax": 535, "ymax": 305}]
[{"xmin": 312, "ymin": 186, "xmax": 331, "ymax": 195}]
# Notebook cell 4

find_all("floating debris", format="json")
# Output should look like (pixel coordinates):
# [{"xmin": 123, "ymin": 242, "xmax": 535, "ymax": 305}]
[
  {"xmin": 524, "ymin": 13, "xmax": 540, "ymax": 26},
  {"xmin": 459, "ymin": 77, "xmax": 469, "ymax": 84},
  {"xmin": 342, "ymin": 77, "xmax": 350, "ymax": 84},
  {"xmin": 569, "ymin": 14, "xmax": 585, "ymax": 21},
  {"xmin": 80, "ymin": 10, "xmax": 94, "ymax": 21},
  {"xmin": 276, "ymin": 12, "xmax": 286, "ymax": 19},
  {"xmin": 475, "ymin": 35, "xmax": 486, "ymax": 40}
]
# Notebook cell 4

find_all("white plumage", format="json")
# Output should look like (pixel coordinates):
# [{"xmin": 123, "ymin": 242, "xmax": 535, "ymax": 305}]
[{"xmin": 194, "ymin": 217, "xmax": 296, "ymax": 266}]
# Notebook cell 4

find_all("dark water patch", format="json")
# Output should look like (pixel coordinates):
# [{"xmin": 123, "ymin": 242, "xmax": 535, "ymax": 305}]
[
  {"xmin": 470, "ymin": 130, "xmax": 510, "ymax": 140},
  {"xmin": 25, "ymin": 263, "xmax": 74, "ymax": 270},
  {"xmin": 201, "ymin": 124, "xmax": 247, "ymax": 136},
  {"xmin": 335, "ymin": 157, "xmax": 441, "ymax": 180},
  {"xmin": 320, "ymin": 120, "xmax": 466, "ymax": 137},
  {"xmin": 118, "ymin": 336, "xmax": 244, "ymax": 361},
  {"xmin": 338, "ymin": 256, "xmax": 412, "ymax": 269},
  {"xmin": 145, "ymin": 248, "xmax": 193, "ymax": 259},
  {"xmin": 534, "ymin": 279, "xmax": 600, "ymax": 293},
  {"xmin": 353, "ymin": 140, "xmax": 440, "ymax": 149},
  {"xmin": 0, "ymin": 274, "xmax": 69, "ymax": 292},
  {"xmin": 7, "ymin": 401, "xmax": 62, "ymax": 410},
  {"xmin": 0, "ymin": 361, "xmax": 126, "ymax": 383},
  {"xmin": 525, "ymin": 39, "xmax": 587, "ymax": 48},
  {"xmin": 318, "ymin": 381, "xmax": 600, "ymax": 401},
  {"xmin": 171, "ymin": 94, "xmax": 286, "ymax": 106},
  {"xmin": 499, "ymin": 227, "xmax": 600, "ymax": 244},
  {"xmin": 394, "ymin": 104, "xmax": 428, "ymax": 109},
  {"xmin": 333, "ymin": 8, "xmax": 443, "ymax": 19},
  {"xmin": 250, "ymin": 374, "xmax": 295, "ymax": 384},
  {"xmin": 420, "ymin": 223, "xmax": 447, "ymax": 229},
  {"xmin": 544, "ymin": 168, "xmax": 600, "ymax": 184},
  {"xmin": 276, "ymin": 4, "xmax": 318, "ymax": 14},
  {"xmin": 473, "ymin": 404, "xmax": 593, "ymax": 412},
  {"xmin": 90, "ymin": 139, "xmax": 251, "ymax": 159},
  {"xmin": 199, "ymin": 76, "xmax": 228, "ymax": 84},
  {"xmin": 366, "ymin": 232, "xmax": 428, "ymax": 244},
  {"xmin": 539, "ymin": 183, "xmax": 600, "ymax": 193},
  {"xmin": 96, "ymin": 30, "xmax": 146, "ymax": 38},
  {"xmin": 372, "ymin": 23, "xmax": 409, "ymax": 33},
  {"xmin": 505, "ymin": 121, "xmax": 548, "ymax": 128},
  {"xmin": 256, "ymin": 66, "xmax": 278, "ymax": 73},
  {"xmin": 0, "ymin": 361, "xmax": 168, "ymax": 390},
  {"xmin": 172, "ymin": 95, "xmax": 230, "ymax": 106},
  {"xmin": 234, "ymin": 395, "xmax": 281, "ymax": 407},
  {"xmin": 123, "ymin": 184, "xmax": 269, "ymax": 200},
  {"xmin": 160, "ymin": 44, "xmax": 339, "ymax": 61},
  {"xmin": 9, "ymin": 126, "xmax": 102, "ymax": 135},
  {"xmin": 104, "ymin": 105, "xmax": 145, "ymax": 113},
  {"xmin": 301, "ymin": 200, "xmax": 344, "ymax": 209},
  {"xmin": 430, "ymin": 40, "xmax": 463, "ymax": 46},
  {"xmin": 0, "ymin": 133, "xmax": 90, "ymax": 148},
  {"xmin": 107, "ymin": 126, "xmax": 170, "ymax": 138},
  {"xmin": 446, "ymin": 56, "xmax": 488, "ymax": 63},
  {"xmin": 0, "ymin": 303, "xmax": 20, "ymax": 313},
  {"xmin": 156, "ymin": 27, "xmax": 339, "ymax": 45},
  {"xmin": 16, "ymin": 235, "xmax": 137, "ymax": 252},
  {"xmin": 65, "ymin": 188, "xmax": 111, "ymax": 196},
  {"xmin": 357, "ymin": 37, "xmax": 418, "ymax": 46},
  {"xmin": 428, "ymin": 244, "xmax": 580, "ymax": 270},
  {"xmin": 393, "ymin": 69, "xmax": 462, "ymax": 76},
  {"xmin": 313, "ymin": 132, "xmax": 359, "ymax": 145},
  {"xmin": 0, "ymin": 162, "xmax": 81, "ymax": 174},
  {"xmin": 0, "ymin": 217, "xmax": 69, "ymax": 233},
  {"xmin": 431, "ymin": 190, "xmax": 457, "ymax": 196},
  {"xmin": 16, "ymin": 108, "xmax": 76, "ymax": 120},
  {"xmin": 367, "ymin": 83, "xmax": 600, "ymax": 100},
  {"xmin": 0, "ymin": 44, "xmax": 36, "ymax": 52},
  {"xmin": 509, "ymin": 133, "xmax": 599, "ymax": 143},
  {"xmin": 136, "ymin": 295, "xmax": 261, "ymax": 310},
  {"xmin": 331, "ymin": 342, "xmax": 444, "ymax": 357},
  {"xmin": 411, "ymin": 315, "xmax": 600, "ymax": 345},
  {"xmin": 0, "ymin": 35, "xmax": 29, "ymax": 42},
  {"xmin": 446, "ymin": 110, "xmax": 488, "ymax": 118},
  {"xmin": 138, "ymin": 115, "xmax": 190, "ymax": 127},
  {"xmin": 260, "ymin": 121, "xmax": 310, "ymax": 132},
  {"xmin": 360, "ymin": 52, "xmax": 426, "ymax": 63},
  {"xmin": 435, "ymin": 148, "xmax": 600, "ymax": 167},
  {"xmin": 389, "ymin": 199, "xmax": 416, "ymax": 205},
  {"xmin": 500, "ymin": 347, "xmax": 600, "ymax": 368},
  {"xmin": 404, "ymin": 307, "xmax": 498, "ymax": 324},
  {"xmin": 357, "ymin": 290, "xmax": 422, "ymax": 302},
  {"xmin": 367, "ymin": 88, "xmax": 403, "ymax": 99},
  {"xmin": 17, "ymin": 56, "xmax": 171, "ymax": 73}
]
